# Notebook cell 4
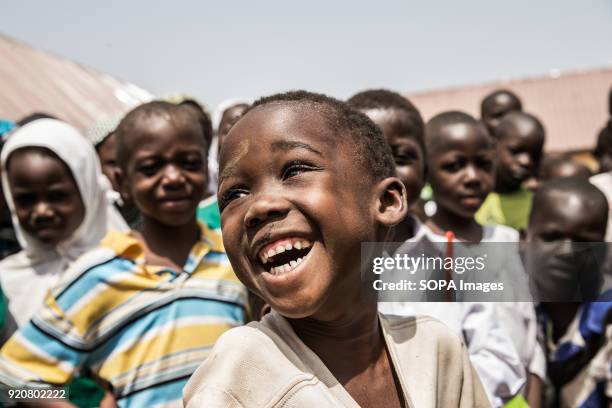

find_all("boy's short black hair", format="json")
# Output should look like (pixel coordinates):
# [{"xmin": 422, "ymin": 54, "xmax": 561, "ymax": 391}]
[
  {"xmin": 531, "ymin": 177, "xmax": 608, "ymax": 223},
  {"xmin": 346, "ymin": 89, "xmax": 425, "ymax": 149},
  {"xmin": 493, "ymin": 111, "xmax": 545, "ymax": 141},
  {"xmin": 115, "ymin": 101, "xmax": 213, "ymax": 166},
  {"xmin": 16, "ymin": 112, "xmax": 57, "ymax": 127},
  {"xmin": 246, "ymin": 90, "xmax": 395, "ymax": 181},
  {"xmin": 480, "ymin": 90, "xmax": 522, "ymax": 116},
  {"xmin": 425, "ymin": 111, "xmax": 488, "ymax": 149},
  {"xmin": 593, "ymin": 121, "xmax": 612, "ymax": 158}
]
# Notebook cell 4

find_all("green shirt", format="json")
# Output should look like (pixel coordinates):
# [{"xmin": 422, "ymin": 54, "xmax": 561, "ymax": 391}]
[{"xmin": 475, "ymin": 188, "xmax": 533, "ymax": 231}]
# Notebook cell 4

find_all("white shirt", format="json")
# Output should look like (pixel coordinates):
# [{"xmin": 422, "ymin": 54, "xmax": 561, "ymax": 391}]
[
  {"xmin": 590, "ymin": 171, "xmax": 612, "ymax": 242},
  {"xmin": 379, "ymin": 218, "xmax": 541, "ymax": 406}
]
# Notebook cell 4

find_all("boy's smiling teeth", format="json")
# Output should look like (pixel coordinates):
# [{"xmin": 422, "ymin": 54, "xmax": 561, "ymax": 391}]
[{"xmin": 258, "ymin": 238, "xmax": 312, "ymax": 275}]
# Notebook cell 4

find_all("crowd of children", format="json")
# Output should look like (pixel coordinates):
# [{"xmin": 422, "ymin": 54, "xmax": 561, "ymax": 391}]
[{"xmin": 0, "ymin": 85, "xmax": 609, "ymax": 408}]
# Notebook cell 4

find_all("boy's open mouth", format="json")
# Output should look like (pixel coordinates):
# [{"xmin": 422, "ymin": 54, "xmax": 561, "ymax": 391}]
[{"xmin": 258, "ymin": 238, "xmax": 312, "ymax": 275}]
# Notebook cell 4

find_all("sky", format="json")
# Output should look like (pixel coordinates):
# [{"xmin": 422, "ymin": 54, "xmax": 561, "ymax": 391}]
[{"xmin": 3, "ymin": 0, "xmax": 612, "ymax": 109}]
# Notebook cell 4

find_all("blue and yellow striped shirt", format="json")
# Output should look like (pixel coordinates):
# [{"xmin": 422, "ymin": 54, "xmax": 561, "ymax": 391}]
[{"xmin": 0, "ymin": 224, "xmax": 247, "ymax": 407}]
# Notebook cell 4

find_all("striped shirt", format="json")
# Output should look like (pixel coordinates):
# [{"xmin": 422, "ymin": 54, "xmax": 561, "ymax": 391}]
[{"xmin": 0, "ymin": 224, "xmax": 247, "ymax": 407}]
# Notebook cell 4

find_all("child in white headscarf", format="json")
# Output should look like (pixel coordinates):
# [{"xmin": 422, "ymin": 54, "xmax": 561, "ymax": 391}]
[{"xmin": 0, "ymin": 119, "xmax": 127, "ymax": 334}]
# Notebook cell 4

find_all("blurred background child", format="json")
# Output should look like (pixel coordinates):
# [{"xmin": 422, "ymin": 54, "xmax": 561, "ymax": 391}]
[
  {"xmin": 86, "ymin": 115, "xmax": 143, "ymax": 230},
  {"xmin": 0, "ymin": 102, "xmax": 247, "ymax": 408},
  {"xmin": 347, "ymin": 89, "xmax": 426, "ymax": 238},
  {"xmin": 476, "ymin": 111, "xmax": 545, "ymax": 233},
  {"xmin": 0, "ymin": 118, "xmax": 127, "ymax": 336},
  {"xmin": 526, "ymin": 177, "xmax": 610, "ymax": 407},
  {"xmin": 480, "ymin": 89, "xmax": 523, "ymax": 135}
]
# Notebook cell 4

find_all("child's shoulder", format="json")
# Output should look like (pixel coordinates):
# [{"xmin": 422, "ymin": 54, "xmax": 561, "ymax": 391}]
[
  {"xmin": 482, "ymin": 223, "xmax": 520, "ymax": 242},
  {"xmin": 183, "ymin": 322, "xmax": 315, "ymax": 407},
  {"xmin": 381, "ymin": 313, "xmax": 465, "ymax": 352},
  {"xmin": 51, "ymin": 233, "xmax": 135, "ymax": 298},
  {"xmin": 0, "ymin": 250, "xmax": 29, "ymax": 269}
]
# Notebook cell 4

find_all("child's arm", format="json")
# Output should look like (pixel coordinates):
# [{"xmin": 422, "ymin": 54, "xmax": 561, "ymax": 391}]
[
  {"xmin": 0, "ymin": 292, "xmax": 89, "ymax": 398},
  {"xmin": 461, "ymin": 303, "xmax": 526, "ymax": 406}
]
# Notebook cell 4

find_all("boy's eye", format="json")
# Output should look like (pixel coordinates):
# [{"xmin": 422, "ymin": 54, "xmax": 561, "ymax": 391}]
[
  {"xmin": 539, "ymin": 231, "xmax": 562, "ymax": 242},
  {"xmin": 393, "ymin": 148, "xmax": 418, "ymax": 166},
  {"xmin": 47, "ymin": 190, "xmax": 70, "ymax": 203},
  {"xmin": 182, "ymin": 156, "xmax": 204, "ymax": 171},
  {"xmin": 219, "ymin": 187, "xmax": 249, "ymax": 211},
  {"xmin": 441, "ymin": 159, "xmax": 464, "ymax": 173},
  {"xmin": 138, "ymin": 162, "xmax": 161, "ymax": 176},
  {"xmin": 281, "ymin": 161, "xmax": 317, "ymax": 180},
  {"xmin": 394, "ymin": 151, "xmax": 418, "ymax": 166},
  {"xmin": 476, "ymin": 158, "xmax": 494, "ymax": 172},
  {"xmin": 13, "ymin": 193, "xmax": 35, "ymax": 207}
]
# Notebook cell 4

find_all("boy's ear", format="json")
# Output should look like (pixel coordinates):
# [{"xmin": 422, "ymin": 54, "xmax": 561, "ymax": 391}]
[
  {"xmin": 372, "ymin": 177, "xmax": 408, "ymax": 227},
  {"xmin": 114, "ymin": 167, "xmax": 131, "ymax": 203}
]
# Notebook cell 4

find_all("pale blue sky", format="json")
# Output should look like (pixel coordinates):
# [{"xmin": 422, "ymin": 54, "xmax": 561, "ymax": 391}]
[{"xmin": 3, "ymin": 0, "xmax": 612, "ymax": 109}]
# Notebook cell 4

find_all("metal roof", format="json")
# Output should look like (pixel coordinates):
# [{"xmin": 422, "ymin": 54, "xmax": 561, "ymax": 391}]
[{"xmin": 0, "ymin": 34, "xmax": 152, "ymax": 132}]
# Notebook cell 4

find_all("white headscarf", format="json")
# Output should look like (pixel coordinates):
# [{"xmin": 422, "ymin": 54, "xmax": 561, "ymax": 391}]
[{"xmin": 0, "ymin": 119, "xmax": 128, "ymax": 327}]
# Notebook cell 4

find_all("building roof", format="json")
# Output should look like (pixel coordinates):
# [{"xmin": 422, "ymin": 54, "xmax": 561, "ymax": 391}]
[
  {"xmin": 407, "ymin": 67, "xmax": 612, "ymax": 152},
  {"xmin": 0, "ymin": 34, "xmax": 152, "ymax": 132}
]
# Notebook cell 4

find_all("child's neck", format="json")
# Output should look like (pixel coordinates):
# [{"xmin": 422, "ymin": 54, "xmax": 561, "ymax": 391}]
[
  {"xmin": 494, "ymin": 175, "xmax": 522, "ymax": 194},
  {"xmin": 542, "ymin": 303, "xmax": 580, "ymax": 343},
  {"xmin": 290, "ymin": 302, "xmax": 383, "ymax": 383},
  {"xmin": 136, "ymin": 217, "xmax": 200, "ymax": 271},
  {"xmin": 428, "ymin": 207, "xmax": 483, "ymax": 242}
]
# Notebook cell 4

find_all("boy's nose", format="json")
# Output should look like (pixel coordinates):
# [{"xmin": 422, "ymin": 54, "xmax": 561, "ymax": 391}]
[
  {"xmin": 516, "ymin": 153, "xmax": 533, "ymax": 169},
  {"xmin": 463, "ymin": 165, "xmax": 481, "ymax": 184},
  {"xmin": 161, "ymin": 164, "xmax": 186, "ymax": 187},
  {"xmin": 31, "ymin": 202, "xmax": 54, "ymax": 223},
  {"xmin": 244, "ymin": 194, "xmax": 290, "ymax": 229}
]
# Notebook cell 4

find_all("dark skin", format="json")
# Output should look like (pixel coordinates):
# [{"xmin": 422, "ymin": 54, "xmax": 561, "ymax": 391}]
[
  {"xmin": 528, "ymin": 189, "xmax": 607, "ymax": 330},
  {"xmin": 115, "ymin": 115, "xmax": 207, "ymax": 270},
  {"xmin": 495, "ymin": 113, "xmax": 544, "ymax": 194},
  {"xmin": 96, "ymin": 133, "xmax": 119, "ymax": 192},
  {"xmin": 361, "ymin": 108, "xmax": 425, "ymax": 242},
  {"xmin": 361, "ymin": 108, "xmax": 425, "ymax": 208},
  {"xmin": 527, "ymin": 189, "xmax": 608, "ymax": 407},
  {"xmin": 426, "ymin": 122, "xmax": 495, "ymax": 242},
  {"xmin": 217, "ymin": 103, "xmax": 249, "ymax": 153},
  {"xmin": 541, "ymin": 159, "xmax": 591, "ymax": 181},
  {"xmin": 218, "ymin": 104, "xmax": 408, "ymax": 408},
  {"xmin": 481, "ymin": 92, "xmax": 522, "ymax": 133},
  {"xmin": 7, "ymin": 149, "xmax": 85, "ymax": 247}
]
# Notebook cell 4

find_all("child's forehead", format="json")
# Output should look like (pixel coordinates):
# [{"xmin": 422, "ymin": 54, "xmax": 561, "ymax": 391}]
[
  {"xmin": 225, "ymin": 104, "xmax": 338, "ymax": 151},
  {"xmin": 428, "ymin": 122, "xmax": 490, "ymax": 154},
  {"xmin": 535, "ymin": 191, "xmax": 598, "ymax": 224},
  {"xmin": 128, "ymin": 116, "xmax": 202, "ymax": 145}
]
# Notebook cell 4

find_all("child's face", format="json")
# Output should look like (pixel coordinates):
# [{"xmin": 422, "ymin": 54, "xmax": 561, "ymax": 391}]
[
  {"xmin": 428, "ymin": 123, "xmax": 494, "ymax": 219},
  {"xmin": 528, "ymin": 192, "xmax": 606, "ymax": 243},
  {"xmin": 596, "ymin": 144, "xmax": 612, "ymax": 174},
  {"xmin": 482, "ymin": 94, "xmax": 520, "ymax": 132},
  {"xmin": 119, "ymin": 116, "xmax": 207, "ymax": 227},
  {"xmin": 7, "ymin": 149, "xmax": 85, "ymax": 246},
  {"xmin": 218, "ymin": 104, "xmax": 403, "ymax": 319},
  {"xmin": 496, "ymin": 129, "xmax": 543, "ymax": 190},
  {"xmin": 362, "ymin": 109, "xmax": 425, "ymax": 207},
  {"xmin": 527, "ymin": 191, "xmax": 607, "ymax": 299},
  {"xmin": 218, "ymin": 104, "xmax": 249, "ymax": 152},
  {"xmin": 97, "ymin": 133, "xmax": 119, "ymax": 191}
]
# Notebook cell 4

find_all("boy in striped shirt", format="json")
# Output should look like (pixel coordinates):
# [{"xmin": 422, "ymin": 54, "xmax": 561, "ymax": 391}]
[{"xmin": 0, "ymin": 101, "xmax": 247, "ymax": 407}]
